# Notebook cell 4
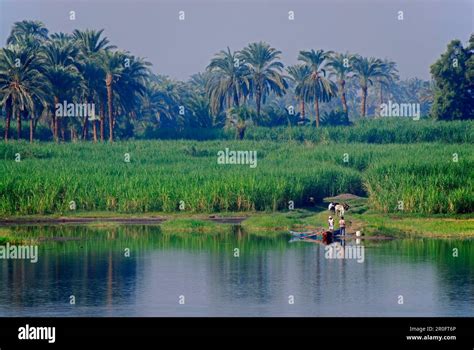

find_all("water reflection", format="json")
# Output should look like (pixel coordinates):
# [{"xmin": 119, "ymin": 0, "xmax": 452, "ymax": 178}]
[{"xmin": 0, "ymin": 225, "xmax": 472, "ymax": 316}]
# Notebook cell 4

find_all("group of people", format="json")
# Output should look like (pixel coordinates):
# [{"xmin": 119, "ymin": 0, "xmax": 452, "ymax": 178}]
[
  {"xmin": 327, "ymin": 202, "xmax": 346, "ymax": 236},
  {"xmin": 327, "ymin": 215, "xmax": 346, "ymax": 235}
]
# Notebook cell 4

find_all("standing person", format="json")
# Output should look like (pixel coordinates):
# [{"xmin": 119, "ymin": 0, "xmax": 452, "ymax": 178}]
[
  {"xmin": 328, "ymin": 216, "xmax": 334, "ymax": 231},
  {"xmin": 339, "ymin": 216, "xmax": 346, "ymax": 236},
  {"xmin": 328, "ymin": 202, "xmax": 335, "ymax": 212}
]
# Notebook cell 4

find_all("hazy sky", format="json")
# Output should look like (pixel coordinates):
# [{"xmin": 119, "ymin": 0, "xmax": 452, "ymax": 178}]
[{"xmin": 1, "ymin": 0, "xmax": 472, "ymax": 80}]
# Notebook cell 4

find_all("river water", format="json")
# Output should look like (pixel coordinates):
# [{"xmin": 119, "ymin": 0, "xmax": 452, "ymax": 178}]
[{"xmin": 0, "ymin": 225, "xmax": 472, "ymax": 317}]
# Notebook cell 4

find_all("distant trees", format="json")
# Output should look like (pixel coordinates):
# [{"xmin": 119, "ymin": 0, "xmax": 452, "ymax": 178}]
[
  {"xmin": 286, "ymin": 64, "xmax": 311, "ymax": 120},
  {"xmin": 0, "ymin": 38, "xmax": 49, "ymax": 141},
  {"xmin": 327, "ymin": 52, "xmax": 353, "ymax": 115},
  {"xmin": 1, "ymin": 20, "xmax": 468, "ymax": 143},
  {"xmin": 206, "ymin": 47, "xmax": 250, "ymax": 115},
  {"xmin": 298, "ymin": 49, "xmax": 336, "ymax": 127},
  {"xmin": 351, "ymin": 56, "xmax": 384, "ymax": 117},
  {"xmin": 40, "ymin": 37, "xmax": 81, "ymax": 142},
  {"xmin": 239, "ymin": 42, "xmax": 288, "ymax": 117},
  {"xmin": 430, "ymin": 35, "xmax": 473, "ymax": 120}
]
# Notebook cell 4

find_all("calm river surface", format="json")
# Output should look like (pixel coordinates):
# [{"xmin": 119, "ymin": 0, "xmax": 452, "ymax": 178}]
[{"xmin": 0, "ymin": 225, "xmax": 472, "ymax": 317}]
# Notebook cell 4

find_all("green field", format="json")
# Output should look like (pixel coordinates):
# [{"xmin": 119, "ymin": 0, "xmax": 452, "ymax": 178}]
[{"xmin": 0, "ymin": 137, "xmax": 472, "ymax": 216}]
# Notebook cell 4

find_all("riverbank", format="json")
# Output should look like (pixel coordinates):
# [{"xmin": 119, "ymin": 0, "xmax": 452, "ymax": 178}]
[{"xmin": 1, "ymin": 207, "xmax": 472, "ymax": 239}]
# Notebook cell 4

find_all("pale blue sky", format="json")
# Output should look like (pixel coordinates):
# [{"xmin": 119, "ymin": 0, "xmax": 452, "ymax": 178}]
[{"xmin": 1, "ymin": 0, "xmax": 472, "ymax": 80}]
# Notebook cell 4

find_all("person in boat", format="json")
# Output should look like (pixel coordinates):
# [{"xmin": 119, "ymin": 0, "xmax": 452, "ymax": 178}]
[
  {"xmin": 328, "ymin": 216, "xmax": 334, "ymax": 231},
  {"xmin": 339, "ymin": 216, "xmax": 346, "ymax": 236}
]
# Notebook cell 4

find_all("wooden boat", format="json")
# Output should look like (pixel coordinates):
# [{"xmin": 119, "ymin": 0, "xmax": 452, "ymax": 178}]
[{"xmin": 289, "ymin": 229, "xmax": 342, "ymax": 243}]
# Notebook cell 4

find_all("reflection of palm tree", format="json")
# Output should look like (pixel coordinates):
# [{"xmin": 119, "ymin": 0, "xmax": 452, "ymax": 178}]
[
  {"xmin": 286, "ymin": 64, "xmax": 310, "ymax": 120},
  {"xmin": 298, "ymin": 49, "xmax": 336, "ymax": 127},
  {"xmin": 240, "ymin": 42, "xmax": 288, "ymax": 117}
]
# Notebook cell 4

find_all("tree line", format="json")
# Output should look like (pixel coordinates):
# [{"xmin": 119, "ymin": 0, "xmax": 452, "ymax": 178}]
[{"xmin": 0, "ymin": 20, "xmax": 472, "ymax": 142}]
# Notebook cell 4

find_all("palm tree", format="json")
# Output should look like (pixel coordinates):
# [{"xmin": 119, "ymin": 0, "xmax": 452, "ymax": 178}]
[
  {"xmin": 0, "ymin": 45, "xmax": 49, "ymax": 141},
  {"xmin": 7, "ymin": 20, "xmax": 49, "ymax": 45},
  {"xmin": 286, "ymin": 64, "xmax": 311, "ymax": 120},
  {"xmin": 298, "ymin": 49, "xmax": 336, "ymax": 127},
  {"xmin": 206, "ymin": 47, "xmax": 251, "ymax": 115},
  {"xmin": 2, "ymin": 21, "xmax": 49, "ymax": 141},
  {"xmin": 240, "ymin": 42, "xmax": 288, "ymax": 117},
  {"xmin": 40, "ymin": 39, "xmax": 82, "ymax": 142},
  {"xmin": 73, "ymin": 29, "xmax": 115, "ymax": 56},
  {"xmin": 74, "ymin": 29, "xmax": 115, "ymax": 141},
  {"xmin": 141, "ymin": 79, "xmax": 178, "ymax": 127},
  {"xmin": 327, "ymin": 52, "xmax": 353, "ymax": 116},
  {"xmin": 377, "ymin": 59, "xmax": 399, "ymax": 110},
  {"xmin": 101, "ymin": 51, "xmax": 124, "ymax": 142},
  {"xmin": 114, "ymin": 54, "xmax": 150, "ymax": 126},
  {"xmin": 351, "ymin": 56, "xmax": 383, "ymax": 117},
  {"xmin": 226, "ymin": 106, "xmax": 255, "ymax": 139}
]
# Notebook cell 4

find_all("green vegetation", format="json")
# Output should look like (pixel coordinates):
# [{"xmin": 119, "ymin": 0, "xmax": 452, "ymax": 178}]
[
  {"xmin": 2, "ymin": 21, "xmax": 470, "ymax": 144},
  {"xmin": 0, "ymin": 21, "xmax": 472, "ymax": 240},
  {"xmin": 354, "ymin": 214, "xmax": 474, "ymax": 237},
  {"xmin": 430, "ymin": 35, "xmax": 474, "ymax": 120},
  {"xmin": 244, "ymin": 119, "xmax": 473, "ymax": 143},
  {"xmin": 0, "ymin": 139, "xmax": 472, "ymax": 216}
]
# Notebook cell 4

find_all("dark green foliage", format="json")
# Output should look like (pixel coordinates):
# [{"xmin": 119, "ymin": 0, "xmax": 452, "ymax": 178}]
[
  {"xmin": 320, "ymin": 109, "xmax": 351, "ymax": 126},
  {"xmin": 430, "ymin": 35, "xmax": 474, "ymax": 120}
]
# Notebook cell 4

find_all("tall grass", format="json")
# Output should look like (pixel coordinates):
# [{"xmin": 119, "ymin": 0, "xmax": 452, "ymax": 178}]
[
  {"xmin": 365, "ymin": 157, "xmax": 473, "ymax": 214},
  {"xmin": 0, "ymin": 140, "xmax": 472, "ymax": 215},
  {"xmin": 245, "ymin": 119, "xmax": 474, "ymax": 144},
  {"xmin": 2, "ymin": 119, "xmax": 472, "ymax": 143}
]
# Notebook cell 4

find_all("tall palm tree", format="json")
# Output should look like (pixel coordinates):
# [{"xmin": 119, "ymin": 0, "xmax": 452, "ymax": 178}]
[
  {"xmin": 327, "ymin": 52, "xmax": 353, "ymax": 116},
  {"xmin": 114, "ymin": 54, "xmax": 150, "ymax": 127},
  {"xmin": 377, "ymin": 59, "xmax": 399, "ymax": 109},
  {"xmin": 206, "ymin": 47, "xmax": 251, "ymax": 115},
  {"xmin": 3, "ymin": 21, "xmax": 49, "ymax": 141},
  {"xmin": 298, "ymin": 49, "xmax": 336, "ymax": 127},
  {"xmin": 240, "ymin": 42, "xmax": 288, "ymax": 117},
  {"xmin": 74, "ymin": 29, "xmax": 115, "ymax": 141},
  {"xmin": 0, "ymin": 45, "xmax": 49, "ymax": 141},
  {"xmin": 286, "ymin": 64, "xmax": 311, "ymax": 120},
  {"xmin": 101, "ymin": 50, "xmax": 124, "ymax": 142},
  {"xmin": 40, "ymin": 39, "xmax": 81, "ymax": 142},
  {"xmin": 351, "ymin": 56, "xmax": 383, "ymax": 117}
]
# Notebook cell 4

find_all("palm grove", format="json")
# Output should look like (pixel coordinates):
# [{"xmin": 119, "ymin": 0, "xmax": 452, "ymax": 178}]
[{"xmin": 0, "ymin": 21, "xmax": 472, "ymax": 143}]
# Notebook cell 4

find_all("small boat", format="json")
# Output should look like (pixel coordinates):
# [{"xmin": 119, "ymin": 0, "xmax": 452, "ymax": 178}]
[
  {"xmin": 289, "ymin": 229, "xmax": 325, "ymax": 240},
  {"xmin": 289, "ymin": 229, "xmax": 342, "ymax": 243}
]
